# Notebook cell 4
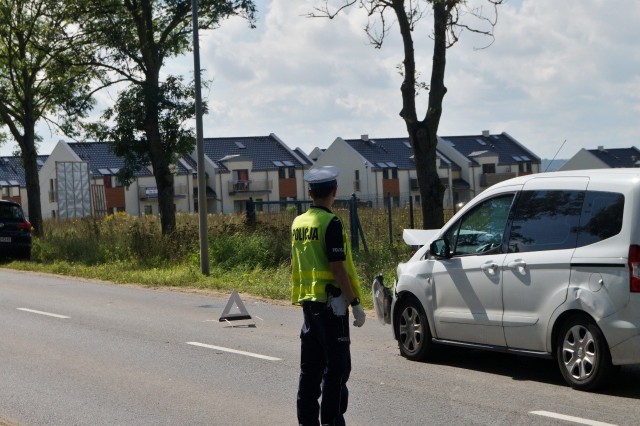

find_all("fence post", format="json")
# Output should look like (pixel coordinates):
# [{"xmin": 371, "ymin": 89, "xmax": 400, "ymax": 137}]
[
  {"xmin": 387, "ymin": 192, "xmax": 393, "ymax": 245},
  {"xmin": 408, "ymin": 194, "xmax": 414, "ymax": 229},
  {"xmin": 350, "ymin": 194, "xmax": 359, "ymax": 252},
  {"xmin": 246, "ymin": 197, "xmax": 256, "ymax": 225}
]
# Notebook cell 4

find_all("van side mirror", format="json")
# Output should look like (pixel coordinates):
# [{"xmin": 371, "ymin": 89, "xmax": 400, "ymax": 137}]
[{"xmin": 430, "ymin": 238, "xmax": 452, "ymax": 259}]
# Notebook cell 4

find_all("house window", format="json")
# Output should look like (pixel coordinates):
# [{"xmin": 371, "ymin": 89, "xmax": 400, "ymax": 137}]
[
  {"xmin": 383, "ymin": 168, "xmax": 398, "ymax": 179},
  {"xmin": 233, "ymin": 169, "xmax": 249, "ymax": 181},
  {"xmin": 279, "ymin": 167, "xmax": 295, "ymax": 179},
  {"xmin": 355, "ymin": 170, "xmax": 360, "ymax": 180},
  {"xmin": 144, "ymin": 205, "xmax": 153, "ymax": 215},
  {"xmin": 519, "ymin": 162, "xmax": 530, "ymax": 173},
  {"xmin": 112, "ymin": 176, "xmax": 123, "ymax": 188},
  {"xmin": 482, "ymin": 164, "xmax": 496, "ymax": 174}
]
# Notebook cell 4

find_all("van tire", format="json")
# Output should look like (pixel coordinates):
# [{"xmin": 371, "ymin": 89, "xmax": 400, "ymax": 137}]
[
  {"xmin": 556, "ymin": 314, "xmax": 613, "ymax": 391},
  {"xmin": 395, "ymin": 295, "xmax": 434, "ymax": 361}
]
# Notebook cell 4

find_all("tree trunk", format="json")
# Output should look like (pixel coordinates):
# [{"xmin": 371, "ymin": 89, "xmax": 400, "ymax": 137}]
[
  {"xmin": 19, "ymin": 113, "xmax": 44, "ymax": 237},
  {"xmin": 394, "ymin": 0, "xmax": 448, "ymax": 229},
  {"xmin": 410, "ymin": 122, "xmax": 444, "ymax": 229},
  {"xmin": 144, "ymin": 78, "xmax": 176, "ymax": 235}
]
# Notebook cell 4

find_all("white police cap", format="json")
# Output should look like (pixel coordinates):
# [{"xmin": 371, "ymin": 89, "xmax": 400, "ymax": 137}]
[{"xmin": 304, "ymin": 166, "xmax": 339, "ymax": 189}]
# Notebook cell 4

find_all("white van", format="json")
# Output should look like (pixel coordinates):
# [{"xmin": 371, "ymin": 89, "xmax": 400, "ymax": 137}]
[{"xmin": 373, "ymin": 169, "xmax": 640, "ymax": 390}]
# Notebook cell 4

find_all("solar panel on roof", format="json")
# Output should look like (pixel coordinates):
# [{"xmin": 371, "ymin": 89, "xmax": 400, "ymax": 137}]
[
  {"xmin": 283, "ymin": 160, "xmax": 294, "ymax": 167},
  {"xmin": 273, "ymin": 160, "xmax": 284, "ymax": 167},
  {"xmin": 476, "ymin": 138, "xmax": 487, "ymax": 146},
  {"xmin": 235, "ymin": 141, "xmax": 246, "ymax": 149}
]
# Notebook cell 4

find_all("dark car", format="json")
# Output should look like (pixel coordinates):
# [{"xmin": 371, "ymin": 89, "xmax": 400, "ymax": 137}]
[{"xmin": 0, "ymin": 200, "xmax": 32, "ymax": 260}]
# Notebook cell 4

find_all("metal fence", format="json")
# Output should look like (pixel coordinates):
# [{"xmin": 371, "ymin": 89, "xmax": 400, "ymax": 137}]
[{"xmin": 247, "ymin": 196, "xmax": 454, "ymax": 252}]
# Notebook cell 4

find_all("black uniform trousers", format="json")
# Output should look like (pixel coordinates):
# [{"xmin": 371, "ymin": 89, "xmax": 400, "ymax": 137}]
[{"xmin": 297, "ymin": 301, "xmax": 351, "ymax": 426}]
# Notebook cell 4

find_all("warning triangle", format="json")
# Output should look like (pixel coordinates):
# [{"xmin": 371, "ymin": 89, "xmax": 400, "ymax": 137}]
[{"xmin": 219, "ymin": 289, "xmax": 252, "ymax": 322}]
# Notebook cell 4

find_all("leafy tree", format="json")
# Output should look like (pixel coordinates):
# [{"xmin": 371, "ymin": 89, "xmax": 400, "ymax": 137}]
[
  {"xmin": 311, "ymin": 0, "xmax": 504, "ymax": 229},
  {"xmin": 85, "ymin": 0, "xmax": 256, "ymax": 235},
  {"xmin": 0, "ymin": 0, "xmax": 96, "ymax": 236}
]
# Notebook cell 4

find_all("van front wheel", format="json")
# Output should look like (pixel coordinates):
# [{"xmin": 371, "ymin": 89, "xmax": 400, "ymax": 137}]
[
  {"xmin": 395, "ymin": 296, "xmax": 434, "ymax": 361},
  {"xmin": 556, "ymin": 315, "xmax": 612, "ymax": 391}
]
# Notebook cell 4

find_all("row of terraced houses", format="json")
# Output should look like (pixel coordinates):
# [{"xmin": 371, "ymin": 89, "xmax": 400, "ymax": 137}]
[{"xmin": 3, "ymin": 131, "xmax": 635, "ymax": 219}]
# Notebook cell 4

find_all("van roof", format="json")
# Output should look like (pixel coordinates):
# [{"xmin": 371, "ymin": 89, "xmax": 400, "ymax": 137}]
[{"xmin": 493, "ymin": 168, "xmax": 640, "ymax": 189}]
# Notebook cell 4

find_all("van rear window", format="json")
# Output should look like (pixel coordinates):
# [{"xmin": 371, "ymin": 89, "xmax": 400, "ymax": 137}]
[
  {"xmin": 576, "ymin": 191, "xmax": 624, "ymax": 247},
  {"xmin": 508, "ymin": 190, "xmax": 584, "ymax": 253}
]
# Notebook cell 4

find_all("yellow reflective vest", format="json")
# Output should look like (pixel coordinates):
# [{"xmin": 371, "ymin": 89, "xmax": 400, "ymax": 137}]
[{"xmin": 291, "ymin": 207, "xmax": 361, "ymax": 304}]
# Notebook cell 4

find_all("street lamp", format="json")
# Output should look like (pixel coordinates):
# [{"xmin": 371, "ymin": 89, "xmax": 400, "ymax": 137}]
[{"xmin": 192, "ymin": 0, "xmax": 209, "ymax": 275}]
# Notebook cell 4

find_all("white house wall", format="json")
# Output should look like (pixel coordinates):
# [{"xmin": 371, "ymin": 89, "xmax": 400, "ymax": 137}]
[
  {"xmin": 558, "ymin": 149, "xmax": 609, "ymax": 171},
  {"xmin": 313, "ymin": 138, "xmax": 376, "ymax": 201},
  {"xmin": 39, "ymin": 141, "xmax": 83, "ymax": 219}
]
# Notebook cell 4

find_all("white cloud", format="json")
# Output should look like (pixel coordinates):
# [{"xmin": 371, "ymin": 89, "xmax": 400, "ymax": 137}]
[{"xmin": 3, "ymin": 0, "xmax": 639, "ymax": 161}]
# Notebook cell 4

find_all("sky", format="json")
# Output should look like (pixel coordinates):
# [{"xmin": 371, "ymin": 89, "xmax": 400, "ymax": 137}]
[{"xmin": 2, "ymin": 0, "xmax": 639, "ymax": 161}]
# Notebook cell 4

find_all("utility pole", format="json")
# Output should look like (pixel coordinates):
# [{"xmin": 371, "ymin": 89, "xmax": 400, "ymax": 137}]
[{"xmin": 192, "ymin": 0, "xmax": 210, "ymax": 275}]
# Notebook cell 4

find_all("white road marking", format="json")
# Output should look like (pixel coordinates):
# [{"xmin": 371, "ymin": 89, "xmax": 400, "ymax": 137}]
[
  {"xmin": 530, "ymin": 411, "xmax": 617, "ymax": 426},
  {"xmin": 17, "ymin": 308, "xmax": 70, "ymax": 319},
  {"xmin": 186, "ymin": 341, "xmax": 281, "ymax": 361}
]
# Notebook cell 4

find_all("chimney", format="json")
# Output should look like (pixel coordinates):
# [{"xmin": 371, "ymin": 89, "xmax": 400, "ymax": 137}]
[
  {"xmin": 598, "ymin": 145, "xmax": 604, "ymax": 151},
  {"xmin": 482, "ymin": 130, "xmax": 490, "ymax": 138},
  {"xmin": 361, "ymin": 134, "xmax": 369, "ymax": 142}
]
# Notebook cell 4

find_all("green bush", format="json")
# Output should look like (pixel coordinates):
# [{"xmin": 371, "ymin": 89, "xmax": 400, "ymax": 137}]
[
  {"xmin": 208, "ymin": 225, "xmax": 290, "ymax": 270},
  {"xmin": 21, "ymin": 208, "xmax": 427, "ymax": 307}
]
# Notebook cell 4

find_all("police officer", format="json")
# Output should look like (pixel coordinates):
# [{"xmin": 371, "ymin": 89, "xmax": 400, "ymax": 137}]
[{"xmin": 291, "ymin": 166, "xmax": 366, "ymax": 426}]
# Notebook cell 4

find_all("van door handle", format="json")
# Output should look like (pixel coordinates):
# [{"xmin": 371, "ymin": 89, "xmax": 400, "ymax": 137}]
[
  {"xmin": 481, "ymin": 262, "xmax": 499, "ymax": 275},
  {"xmin": 507, "ymin": 260, "xmax": 527, "ymax": 272}
]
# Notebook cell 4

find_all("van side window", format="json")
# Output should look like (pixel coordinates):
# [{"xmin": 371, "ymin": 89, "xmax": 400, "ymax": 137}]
[
  {"xmin": 444, "ymin": 194, "xmax": 514, "ymax": 256},
  {"xmin": 576, "ymin": 191, "xmax": 624, "ymax": 247},
  {"xmin": 508, "ymin": 190, "xmax": 584, "ymax": 253}
]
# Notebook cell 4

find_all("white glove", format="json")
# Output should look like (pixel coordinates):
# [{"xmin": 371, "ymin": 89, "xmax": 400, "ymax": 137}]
[
  {"xmin": 352, "ymin": 304, "xmax": 366, "ymax": 327},
  {"xmin": 329, "ymin": 295, "xmax": 348, "ymax": 316}
]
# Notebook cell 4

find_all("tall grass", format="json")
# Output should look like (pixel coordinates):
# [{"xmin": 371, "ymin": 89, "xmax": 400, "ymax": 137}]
[{"xmin": 16, "ymin": 209, "xmax": 418, "ymax": 308}]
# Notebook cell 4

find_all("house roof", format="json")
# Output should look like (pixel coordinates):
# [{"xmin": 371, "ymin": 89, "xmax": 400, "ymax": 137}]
[
  {"xmin": 588, "ymin": 147, "xmax": 640, "ymax": 168},
  {"xmin": 0, "ymin": 155, "xmax": 48, "ymax": 187},
  {"xmin": 439, "ymin": 132, "xmax": 541, "ymax": 167},
  {"xmin": 343, "ymin": 137, "xmax": 460, "ymax": 171},
  {"xmin": 67, "ymin": 142, "xmax": 193, "ymax": 178},
  {"xmin": 68, "ymin": 142, "xmax": 154, "ymax": 178},
  {"xmin": 293, "ymin": 148, "xmax": 314, "ymax": 166},
  {"xmin": 201, "ymin": 135, "xmax": 306, "ymax": 172}
]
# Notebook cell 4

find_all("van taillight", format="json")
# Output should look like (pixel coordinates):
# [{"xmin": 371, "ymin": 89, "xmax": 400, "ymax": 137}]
[{"xmin": 630, "ymin": 245, "xmax": 640, "ymax": 293}]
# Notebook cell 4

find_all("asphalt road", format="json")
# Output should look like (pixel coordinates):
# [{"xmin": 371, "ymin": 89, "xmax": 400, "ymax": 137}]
[{"xmin": 2, "ymin": 269, "xmax": 640, "ymax": 425}]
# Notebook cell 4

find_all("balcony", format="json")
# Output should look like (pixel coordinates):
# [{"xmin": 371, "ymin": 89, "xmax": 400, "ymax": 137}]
[
  {"xmin": 228, "ymin": 179, "xmax": 272, "ymax": 195},
  {"xmin": 480, "ymin": 172, "xmax": 516, "ymax": 187},
  {"xmin": 139, "ymin": 184, "xmax": 188, "ymax": 200}
]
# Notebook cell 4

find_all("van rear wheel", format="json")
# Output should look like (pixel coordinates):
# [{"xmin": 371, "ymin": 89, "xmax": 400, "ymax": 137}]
[
  {"xmin": 556, "ymin": 314, "xmax": 613, "ymax": 391},
  {"xmin": 395, "ymin": 296, "xmax": 434, "ymax": 361}
]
